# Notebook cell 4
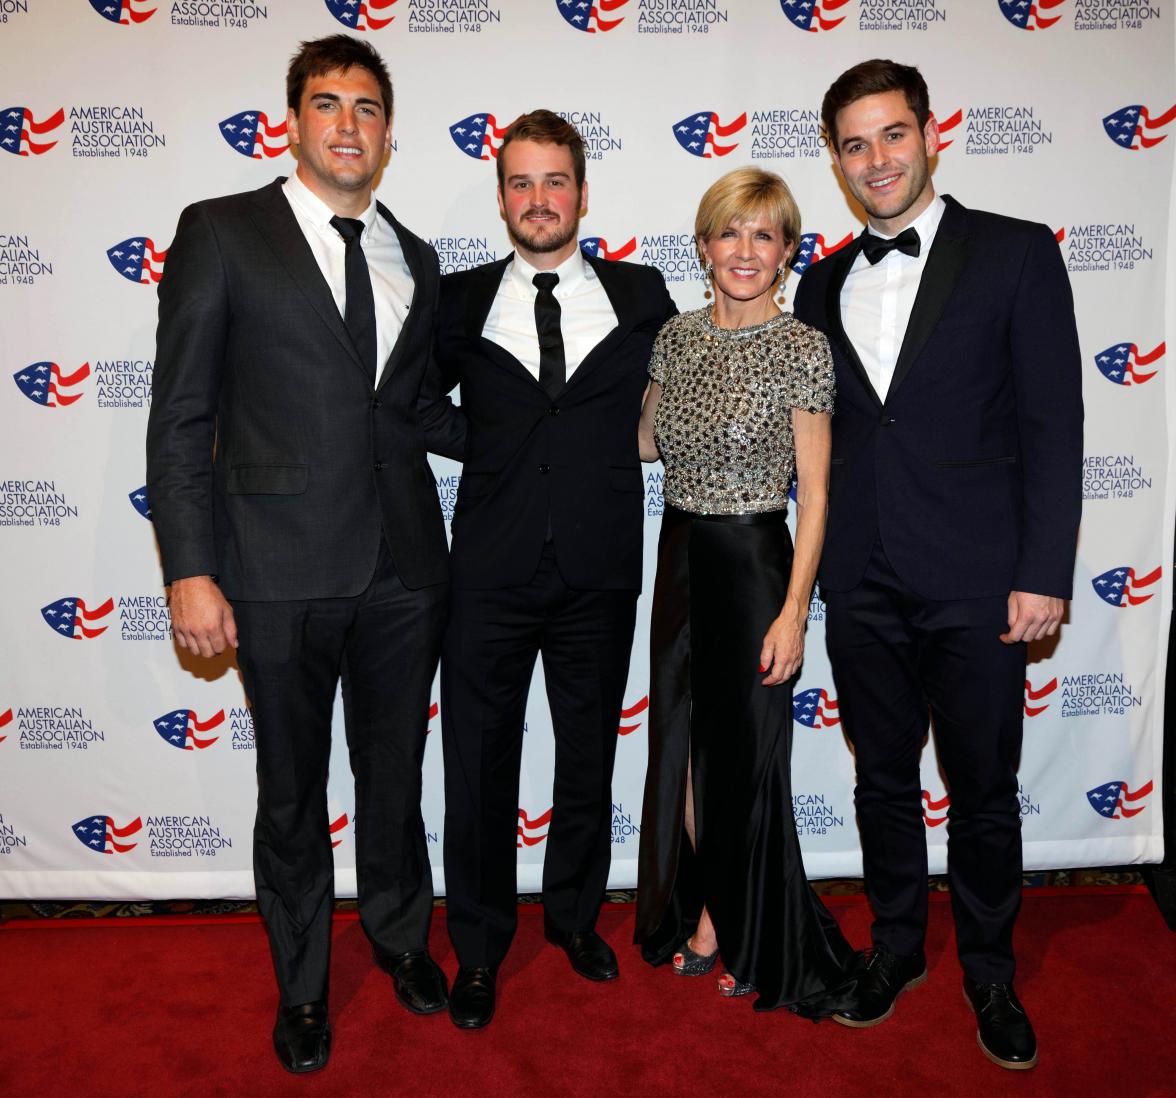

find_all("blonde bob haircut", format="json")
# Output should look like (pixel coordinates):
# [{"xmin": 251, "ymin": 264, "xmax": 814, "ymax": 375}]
[{"xmin": 694, "ymin": 167, "xmax": 802, "ymax": 268}]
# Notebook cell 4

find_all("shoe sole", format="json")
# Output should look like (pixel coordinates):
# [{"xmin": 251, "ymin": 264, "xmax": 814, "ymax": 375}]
[
  {"xmin": 832, "ymin": 969, "xmax": 928, "ymax": 1028},
  {"xmin": 450, "ymin": 1010, "xmax": 494, "ymax": 1031},
  {"xmin": 394, "ymin": 990, "xmax": 448, "ymax": 1016},
  {"xmin": 963, "ymin": 986, "xmax": 1038, "ymax": 1070}
]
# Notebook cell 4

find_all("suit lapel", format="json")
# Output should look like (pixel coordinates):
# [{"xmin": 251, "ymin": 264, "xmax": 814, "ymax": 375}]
[
  {"xmin": 247, "ymin": 179, "xmax": 366, "ymax": 377},
  {"xmin": 560, "ymin": 252, "xmax": 631, "ymax": 394},
  {"xmin": 467, "ymin": 255, "xmax": 547, "ymax": 392},
  {"xmin": 822, "ymin": 235, "xmax": 881, "ymax": 409},
  {"xmin": 886, "ymin": 195, "xmax": 970, "ymax": 401},
  {"xmin": 375, "ymin": 204, "xmax": 421, "ymax": 391}
]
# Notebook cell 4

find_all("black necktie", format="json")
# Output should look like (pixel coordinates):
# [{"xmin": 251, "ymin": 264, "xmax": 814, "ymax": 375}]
[
  {"xmin": 532, "ymin": 272, "xmax": 566, "ymax": 399},
  {"xmin": 329, "ymin": 215, "xmax": 377, "ymax": 385},
  {"xmin": 860, "ymin": 226, "xmax": 921, "ymax": 266}
]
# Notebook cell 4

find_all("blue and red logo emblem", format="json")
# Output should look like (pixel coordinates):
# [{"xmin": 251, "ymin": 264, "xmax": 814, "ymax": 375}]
[
  {"xmin": 330, "ymin": 813, "xmax": 349, "ymax": 848},
  {"xmin": 1024, "ymin": 677, "xmax": 1057, "ymax": 717},
  {"xmin": 618, "ymin": 695, "xmax": 648, "ymax": 736},
  {"xmin": 88, "ymin": 0, "xmax": 156, "ymax": 24},
  {"xmin": 129, "ymin": 487, "xmax": 152, "ymax": 521},
  {"xmin": 1, "ymin": 107, "xmax": 65, "ymax": 157},
  {"xmin": 41, "ymin": 597, "xmax": 115, "ymax": 639},
  {"xmin": 580, "ymin": 236, "xmax": 637, "ymax": 261},
  {"xmin": 72, "ymin": 814, "xmax": 143, "ymax": 853},
  {"xmin": 793, "ymin": 688, "xmax": 840, "ymax": 728},
  {"xmin": 324, "ymin": 0, "xmax": 399, "ymax": 30},
  {"xmin": 219, "ymin": 111, "xmax": 290, "ymax": 159},
  {"xmin": 13, "ymin": 362, "xmax": 90, "ymax": 408},
  {"xmin": 1095, "ymin": 341, "xmax": 1164, "ymax": 386},
  {"xmin": 0, "ymin": 707, "xmax": 11, "ymax": 744},
  {"xmin": 998, "ymin": 0, "xmax": 1065, "ymax": 30},
  {"xmin": 557, "ymin": 0, "xmax": 629, "ymax": 31},
  {"xmin": 922, "ymin": 789, "xmax": 950, "ymax": 827},
  {"xmin": 672, "ymin": 112, "xmax": 747, "ymax": 158},
  {"xmin": 450, "ymin": 113, "xmax": 509, "ymax": 160},
  {"xmin": 107, "ymin": 237, "xmax": 167, "ymax": 284},
  {"xmin": 1091, "ymin": 565, "xmax": 1161, "ymax": 607},
  {"xmin": 781, "ymin": 0, "xmax": 849, "ymax": 31},
  {"xmin": 153, "ymin": 708, "xmax": 225, "ymax": 751},
  {"xmin": 1102, "ymin": 104, "xmax": 1176, "ymax": 150},
  {"xmin": 1086, "ymin": 779, "xmax": 1153, "ymax": 819},
  {"xmin": 517, "ymin": 807, "xmax": 553, "ymax": 847},
  {"xmin": 790, "ymin": 231, "xmax": 854, "ymax": 276}
]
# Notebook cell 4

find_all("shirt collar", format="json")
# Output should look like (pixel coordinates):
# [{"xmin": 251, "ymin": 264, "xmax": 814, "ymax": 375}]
[
  {"xmin": 283, "ymin": 171, "xmax": 379, "ymax": 239},
  {"xmin": 866, "ymin": 193, "xmax": 946, "ymax": 246},
  {"xmin": 509, "ymin": 248, "xmax": 589, "ymax": 298}
]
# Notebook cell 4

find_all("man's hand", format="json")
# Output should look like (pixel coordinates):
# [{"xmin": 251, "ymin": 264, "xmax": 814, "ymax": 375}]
[
  {"xmin": 1001, "ymin": 591, "xmax": 1065, "ymax": 645},
  {"xmin": 169, "ymin": 575, "xmax": 238, "ymax": 657}
]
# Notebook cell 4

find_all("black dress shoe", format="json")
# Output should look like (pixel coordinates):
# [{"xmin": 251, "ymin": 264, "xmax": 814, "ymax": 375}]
[
  {"xmin": 449, "ymin": 966, "xmax": 497, "ymax": 1030},
  {"xmin": 963, "ymin": 979, "xmax": 1038, "ymax": 1070},
  {"xmin": 272, "ymin": 1000, "xmax": 330, "ymax": 1074},
  {"xmin": 375, "ymin": 949, "xmax": 448, "ymax": 1015},
  {"xmin": 544, "ymin": 922, "xmax": 619, "ymax": 982},
  {"xmin": 832, "ymin": 947, "xmax": 927, "ymax": 1028}
]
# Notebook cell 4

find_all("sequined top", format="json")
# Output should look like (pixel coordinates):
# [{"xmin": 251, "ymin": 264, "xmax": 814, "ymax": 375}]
[{"xmin": 650, "ymin": 308, "xmax": 835, "ymax": 515}]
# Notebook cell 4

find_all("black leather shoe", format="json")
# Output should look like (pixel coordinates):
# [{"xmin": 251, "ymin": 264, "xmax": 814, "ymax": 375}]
[
  {"xmin": 375, "ymin": 949, "xmax": 448, "ymax": 1015},
  {"xmin": 449, "ymin": 966, "xmax": 497, "ymax": 1030},
  {"xmin": 964, "ymin": 979, "xmax": 1038, "ymax": 1070},
  {"xmin": 543, "ymin": 922, "xmax": 619, "ymax": 982},
  {"xmin": 272, "ymin": 1001, "xmax": 330, "ymax": 1074},
  {"xmin": 832, "ymin": 947, "xmax": 927, "ymax": 1028}
]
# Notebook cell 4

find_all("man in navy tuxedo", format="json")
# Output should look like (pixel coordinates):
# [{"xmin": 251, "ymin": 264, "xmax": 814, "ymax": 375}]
[{"xmin": 794, "ymin": 59, "xmax": 1082, "ymax": 1070}]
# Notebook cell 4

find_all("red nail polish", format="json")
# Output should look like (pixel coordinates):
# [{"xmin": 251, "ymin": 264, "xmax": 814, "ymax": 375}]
[{"xmin": 759, "ymin": 663, "xmax": 767, "ymax": 673}]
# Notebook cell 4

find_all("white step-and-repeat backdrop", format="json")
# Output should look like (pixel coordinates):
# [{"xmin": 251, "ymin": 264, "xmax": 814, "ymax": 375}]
[{"xmin": 1, "ymin": 0, "xmax": 1173, "ymax": 899}]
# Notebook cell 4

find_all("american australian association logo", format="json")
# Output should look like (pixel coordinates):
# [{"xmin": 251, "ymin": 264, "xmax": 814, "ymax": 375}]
[
  {"xmin": 1062, "ymin": 222, "xmax": 1153, "ymax": 274},
  {"xmin": 0, "ymin": 233, "xmax": 53, "ymax": 287},
  {"xmin": 0, "ymin": 478, "xmax": 80, "ymax": 528},
  {"xmin": 0, "ymin": 105, "xmax": 64, "ymax": 156},
  {"xmin": 10, "ymin": 706, "xmax": 106, "ymax": 750}
]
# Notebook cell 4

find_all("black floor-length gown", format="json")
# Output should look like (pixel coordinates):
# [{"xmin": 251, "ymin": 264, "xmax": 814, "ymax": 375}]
[{"xmin": 634, "ymin": 308, "xmax": 855, "ymax": 1014}]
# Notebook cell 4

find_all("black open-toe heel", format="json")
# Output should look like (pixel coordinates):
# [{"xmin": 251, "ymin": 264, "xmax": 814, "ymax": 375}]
[
  {"xmin": 672, "ymin": 940, "xmax": 719, "ymax": 976},
  {"xmin": 718, "ymin": 969, "xmax": 755, "ymax": 997}
]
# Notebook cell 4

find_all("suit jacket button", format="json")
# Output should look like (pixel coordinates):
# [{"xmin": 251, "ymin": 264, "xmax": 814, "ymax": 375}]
[
  {"xmin": 371, "ymin": 398, "xmax": 382, "ymax": 410},
  {"xmin": 548, "ymin": 406, "xmax": 560, "ymax": 416},
  {"xmin": 538, "ymin": 464, "xmax": 550, "ymax": 474},
  {"xmin": 373, "ymin": 462, "xmax": 386, "ymax": 471},
  {"xmin": 880, "ymin": 415, "xmax": 895, "ymax": 426}
]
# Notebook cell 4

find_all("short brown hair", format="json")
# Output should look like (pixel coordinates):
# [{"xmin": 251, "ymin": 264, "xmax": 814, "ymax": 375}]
[
  {"xmin": 287, "ymin": 34, "xmax": 394, "ymax": 118},
  {"xmin": 694, "ymin": 167, "xmax": 802, "ymax": 267},
  {"xmin": 821, "ymin": 59, "xmax": 930, "ymax": 151},
  {"xmin": 496, "ymin": 109, "xmax": 586, "ymax": 192}
]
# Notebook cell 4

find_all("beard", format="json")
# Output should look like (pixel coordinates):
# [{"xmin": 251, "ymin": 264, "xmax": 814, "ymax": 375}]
[{"xmin": 511, "ymin": 210, "xmax": 580, "ymax": 255}]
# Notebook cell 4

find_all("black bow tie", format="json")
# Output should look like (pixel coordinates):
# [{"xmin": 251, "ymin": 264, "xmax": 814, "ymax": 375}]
[{"xmin": 861, "ymin": 226, "xmax": 921, "ymax": 265}]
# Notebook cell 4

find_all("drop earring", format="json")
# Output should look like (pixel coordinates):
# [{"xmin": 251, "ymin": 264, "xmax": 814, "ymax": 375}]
[
  {"xmin": 703, "ymin": 261, "xmax": 714, "ymax": 300},
  {"xmin": 775, "ymin": 267, "xmax": 787, "ymax": 307}
]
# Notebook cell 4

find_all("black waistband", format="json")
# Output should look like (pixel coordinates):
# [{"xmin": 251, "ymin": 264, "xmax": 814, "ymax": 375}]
[{"xmin": 664, "ymin": 504, "xmax": 789, "ymax": 526}]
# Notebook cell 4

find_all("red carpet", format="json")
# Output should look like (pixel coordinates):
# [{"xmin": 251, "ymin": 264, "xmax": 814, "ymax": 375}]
[{"xmin": 2, "ymin": 891, "xmax": 1174, "ymax": 1097}]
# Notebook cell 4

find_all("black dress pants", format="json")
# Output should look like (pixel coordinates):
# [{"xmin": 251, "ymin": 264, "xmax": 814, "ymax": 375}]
[
  {"xmin": 824, "ymin": 542, "xmax": 1026, "ymax": 983},
  {"xmin": 232, "ymin": 542, "xmax": 447, "ymax": 1007},
  {"xmin": 441, "ymin": 544, "xmax": 638, "ymax": 969}
]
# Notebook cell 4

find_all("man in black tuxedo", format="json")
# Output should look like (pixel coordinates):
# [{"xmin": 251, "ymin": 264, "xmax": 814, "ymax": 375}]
[
  {"xmin": 794, "ymin": 60, "xmax": 1082, "ymax": 1070},
  {"xmin": 435, "ymin": 110, "xmax": 676, "ymax": 1029},
  {"xmin": 146, "ymin": 36, "xmax": 464, "ymax": 1073}
]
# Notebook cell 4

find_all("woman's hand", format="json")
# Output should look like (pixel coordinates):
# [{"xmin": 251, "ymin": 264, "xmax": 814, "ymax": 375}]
[{"xmin": 759, "ymin": 608, "xmax": 805, "ymax": 686}]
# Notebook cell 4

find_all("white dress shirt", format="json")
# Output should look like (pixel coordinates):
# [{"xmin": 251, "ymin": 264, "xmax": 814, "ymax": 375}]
[
  {"xmin": 840, "ymin": 194, "xmax": 947, "ymax": 401},
  {"xmin": 282, "ymin": 172, "xmax": 414, "ymax": 387},
  {"xmin": 482, "ymin": 249, "xmax": 617, "ymax": 380}
]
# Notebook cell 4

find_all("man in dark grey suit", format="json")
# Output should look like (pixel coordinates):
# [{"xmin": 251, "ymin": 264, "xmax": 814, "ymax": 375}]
[{"xmin": 146, "ymin": 35, "xmax": 463, "ymax": 1073}]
